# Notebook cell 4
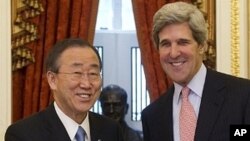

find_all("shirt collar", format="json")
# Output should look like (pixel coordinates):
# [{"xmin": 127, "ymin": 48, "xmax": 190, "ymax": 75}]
[
  {"xmin": 54, "ymin": 102, "xmax": 91, "ymax": 141},
  {"xmin": 188, "ymin": 63, "xmax": 206, "ymax": 97},
  {"xmin": 173, "ymin": 63, "xmax": 207, "ymax": 103}
]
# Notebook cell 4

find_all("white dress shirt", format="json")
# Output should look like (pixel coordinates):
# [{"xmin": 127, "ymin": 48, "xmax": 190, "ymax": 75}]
[{"xmin": 54, "ymin": 102, "xmax": 91, "ymax": 141}]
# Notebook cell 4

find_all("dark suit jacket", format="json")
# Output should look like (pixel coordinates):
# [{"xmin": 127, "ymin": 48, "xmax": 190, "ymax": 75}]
[
  {"xmin": 120, "ymin": 121, "xmax": 143, "ymax": 141},
  {"xmin": 5, "ymin": 104, "xmax": 124, "ymax": 141},
  {"xmin": 141, "ymin": 69, "xmax": 250, "ymax": 141}
]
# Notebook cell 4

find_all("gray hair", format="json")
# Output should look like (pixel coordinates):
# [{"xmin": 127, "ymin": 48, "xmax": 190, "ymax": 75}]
[{"xmin": 152, "ymin": 2, "xmax": 208, "ymax": 49}]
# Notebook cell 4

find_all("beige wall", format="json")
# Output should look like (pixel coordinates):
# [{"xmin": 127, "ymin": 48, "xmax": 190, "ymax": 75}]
[
  {"xmin": 0, "ymin": 0, "xmax": 12, "ymax": 140},
  {"xmin": 248, "ymin": 0, "xmax": 250, "ymax": 78},
  {"xmin": 216, "ymin": 0, "xmax": 249, "ymax": 78}
]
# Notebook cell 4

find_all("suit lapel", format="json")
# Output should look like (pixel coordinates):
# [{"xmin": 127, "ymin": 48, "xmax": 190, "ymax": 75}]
[
  {"xmin": 89, "ymin": 112, "xmax": 103, "ymax": 141},
  {"xmin": 152, "ymin": 86, "xmax": 175, "ymax": 141},
  {"xmin": 164, "ymin": 87, "xmax": 175, "ymax": 141},
  {"xmin": 195, "ymin": 69, "xmax": 226, "ymax": 141},
  {"xmin": 42, "ymin": 104, "xmax": 71, "ymax": 141}
]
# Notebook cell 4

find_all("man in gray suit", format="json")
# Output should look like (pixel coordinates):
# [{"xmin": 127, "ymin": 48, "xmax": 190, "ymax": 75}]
[
  {"xmin": 141, "ymin": 2, "xmax": 250, "ymax": 141},
  {"xmin": 5, "ymin": 38, "xmax": 124, "ymax": 141}
]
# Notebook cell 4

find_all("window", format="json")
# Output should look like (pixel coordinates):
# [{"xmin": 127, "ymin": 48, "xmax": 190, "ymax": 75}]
[
  {"xmin": 95, "ymin": 0, "xmax": 135, "ymax": 31},
  {"xmin": 93, "ymin": 0, "xmax": 149, "ymax": 131},
  {"xmin": 131, "ymin": 47, "xmax": 150, "ymax": 121}
]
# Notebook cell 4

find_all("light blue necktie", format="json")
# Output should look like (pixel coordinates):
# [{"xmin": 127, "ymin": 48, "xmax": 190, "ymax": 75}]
[{"xmin": 75, "ymin": 126, "xmax": 85, "ymax": 141}]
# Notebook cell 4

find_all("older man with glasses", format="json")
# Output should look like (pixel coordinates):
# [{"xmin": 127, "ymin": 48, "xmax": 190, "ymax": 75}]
[{"xmin": 5, "ymin": 38, "xmax": 124, "ymax": 141}]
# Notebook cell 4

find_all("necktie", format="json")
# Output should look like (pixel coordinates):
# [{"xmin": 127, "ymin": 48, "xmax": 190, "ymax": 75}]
[
  {"xmin": 179, "ymin": 86, "xmax": 197, "ymax": 141},
  {"xmin": 75, "ymin": 126, "xmax": 85, "ymax": 141}
]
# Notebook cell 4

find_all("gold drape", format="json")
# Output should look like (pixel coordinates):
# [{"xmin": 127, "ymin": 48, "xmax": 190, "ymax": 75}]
[
  {"xmin": 194, "ymin": 0, "xmax": 216, "ymax": 70},
  {"xmin": 12, "ymin": 0, "xmax": 44, "ymax": 71},
  {"xmin": 248, "ymin": 1, "xmax": 250, "ymax": 78},
  {"xmin": 231, "ymin": 0, "xmax": 240, "ymax": 76}
]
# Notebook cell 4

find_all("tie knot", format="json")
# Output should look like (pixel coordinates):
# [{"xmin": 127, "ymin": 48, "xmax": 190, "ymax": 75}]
[
  {"xmin": 75, "ymin": 126, "xmax": 85, "ymax": 141},
  {"xmin": 181, "ymin": 86, "xmax": 190, "ymax": 99}
]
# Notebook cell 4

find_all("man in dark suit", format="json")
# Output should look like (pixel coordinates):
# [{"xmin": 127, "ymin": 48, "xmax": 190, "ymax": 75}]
[
  {"xmin": 141, "ymin": 2, "xmax": 250, "ymax": 141},
  {"xmin": 99, "ymin": 84, "xmax": 143, "ymax": 141},
  {"xmin": 5, "ymin": 38, "xmax": 124, "ymax": 141}
]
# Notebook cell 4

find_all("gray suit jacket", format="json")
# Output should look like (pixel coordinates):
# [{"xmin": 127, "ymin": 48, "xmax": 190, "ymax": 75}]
[
  {"xmin": 5, "ymin": 104, "xmax": 124, "ymax": 141},
  {"xmin": 142, "ymin": 69, "xmax": 250, "ymax": 141}
]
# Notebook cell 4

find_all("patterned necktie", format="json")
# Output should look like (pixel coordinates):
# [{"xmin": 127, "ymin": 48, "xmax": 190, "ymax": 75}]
[
  {"xmin": 179, "ymin": 86, "xmax": 197, "ymax": 141},
  {"xmin": 75, "ymin": 126, "xmax": 85, "ymax": 141}
]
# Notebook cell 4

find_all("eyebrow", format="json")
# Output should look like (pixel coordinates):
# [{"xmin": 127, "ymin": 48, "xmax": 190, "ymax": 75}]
[
  {"xmin": 178, "ymin": 38, "xmax": 191, "ymax": 42},
  {"xmin": 70, "ymin": 62, "xmax": 100, "ymax": 70},
  {"xmin": 159, "ymin": 39, "xmax": 169, "ymax": 44},
  {"xmin": 159, "ymin": 38, "xmax": 191, "ymax": 44}
]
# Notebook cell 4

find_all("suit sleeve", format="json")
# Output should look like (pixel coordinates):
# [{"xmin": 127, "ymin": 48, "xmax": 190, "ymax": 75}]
[
  {"xmin": 245, "ymin": 90, "xmax": 250, "ymax": 123},
  {"xmin": 5, "ymin": 126, "xmax": 24, "ymax": 141},
  {"xmin": 141, "ymin": 110, "xmax": 151, "ymax": 141}
]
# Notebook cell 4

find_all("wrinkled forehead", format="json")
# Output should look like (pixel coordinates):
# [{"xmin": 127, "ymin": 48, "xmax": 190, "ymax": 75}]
[{"xmin": 58, "ymin": 47, "xmax": 101, "ymax": 70}]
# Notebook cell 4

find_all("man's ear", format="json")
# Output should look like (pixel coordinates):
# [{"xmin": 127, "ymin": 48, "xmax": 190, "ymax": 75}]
[
  {"xmin": 198, "ymin": 43, "xmax": 207, "ymax": 55},
  {"xmin": 47, "ymin": 71, "xmax": 57, "ymax": 90}
]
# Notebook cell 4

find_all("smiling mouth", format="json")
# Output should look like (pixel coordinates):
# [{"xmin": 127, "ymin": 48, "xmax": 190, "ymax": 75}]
[
  {"xmin": 77, "ymin": 93, "xmax": 91, "ymax": 98},
  {"xmin": 170, "ymin": 61, "xmax": 185, "ymax": 66}
]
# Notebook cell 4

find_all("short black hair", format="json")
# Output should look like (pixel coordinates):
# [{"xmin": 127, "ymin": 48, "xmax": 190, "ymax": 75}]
[{"xmin": 45, "ymin": 38, "xmax": 102, "ymax": 73}]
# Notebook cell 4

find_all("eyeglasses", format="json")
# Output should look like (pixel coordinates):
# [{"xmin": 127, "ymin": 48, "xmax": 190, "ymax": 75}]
[{"xmin": 56, "ymin": 71, "xmax": 101, "ymax": 82}]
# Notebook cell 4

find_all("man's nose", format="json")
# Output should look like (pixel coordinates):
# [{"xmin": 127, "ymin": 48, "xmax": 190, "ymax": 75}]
[
  {"xmin": 169, "ymin": 45, "xmax": 180, "ymax": 58},
  {"xmin": 79, "ymin": 76, "xmax": 92, "ymax": 88}
]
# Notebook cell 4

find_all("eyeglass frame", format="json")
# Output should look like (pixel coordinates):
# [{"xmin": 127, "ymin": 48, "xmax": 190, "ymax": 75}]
[{"xmin": 55, "ymin": 71, "xmax": 102, "ymax": 82}]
